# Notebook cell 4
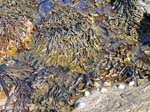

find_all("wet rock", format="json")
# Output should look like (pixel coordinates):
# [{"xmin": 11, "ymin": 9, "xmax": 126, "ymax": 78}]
[{"xmin": 138, "ymin": 0, "xmax": 150, "ymax": 14}]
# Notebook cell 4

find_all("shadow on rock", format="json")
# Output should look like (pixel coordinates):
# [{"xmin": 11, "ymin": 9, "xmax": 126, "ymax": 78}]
[{"xmin": 137, "ymin": 13, "xmax": 150, "ymax": 46}]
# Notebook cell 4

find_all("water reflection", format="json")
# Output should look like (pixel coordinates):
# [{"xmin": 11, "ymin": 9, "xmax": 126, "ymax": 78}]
[{"xmin": 37, "ymin": 0, "xmax": 53, "ymax": 17}]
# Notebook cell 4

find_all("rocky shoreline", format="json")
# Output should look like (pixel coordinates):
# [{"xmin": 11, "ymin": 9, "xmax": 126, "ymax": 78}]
[{"xmin": 73, "ymin": 79, "xmax": 150, "ymax": 112}]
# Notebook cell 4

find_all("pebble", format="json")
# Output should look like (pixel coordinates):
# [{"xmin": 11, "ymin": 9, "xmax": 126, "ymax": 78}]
[
  {"xmin": 94, "ymin": 82, "xmax": 101, "ymax": 88},
  {"xmin": 103, "ymin": 81, "xmax": 112, "ymax": 87},
  {"xmin": 111, "ymin": 73, "xmax": 118, "ymax": 78},
  {"xmin": 96, "ymin": 88, "xmax": 100, "ymax": 91},
  {"xmin": 129, "ymin": 81, "xmax": 135, "ymax": 86},
  {"xmin": 127, "ymin": 57, "xmax": 131, "ymax": 62},
  {"xmin": 77, "ymin": 102, "xmax": 86, "ymax": 108},
  {"xmin": 117, "ymin": 84, "xmax": 125, "ymax": 89},
  {"xmin": 84, "ymin": 91, "xmax": 90, "ymax": 97},
  {"xmin": 101, "ymin": 87, "xmax": 108, "ymax": 93},
  {"xmin": 144, "ymin": 50, "xmax": 150, "ymax": 55}
]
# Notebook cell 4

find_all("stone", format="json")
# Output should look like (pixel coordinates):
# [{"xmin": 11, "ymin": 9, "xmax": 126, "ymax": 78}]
[
  {"xmin": 84, "ymin": 91, "xmax": 90, "ymax": 97},
  {"xmin": 129, "ymin": 81, "xmax": 135, "ymax": 86},
  {"xmin": 100, "ymin": 87, "xmax": 108, "ymax": 93},
  {"xmin": 117, "ymin": 84, "xmax": 125, "ymax": 90},
  {"xmin": 94, "ymin": 82, "xmax": 102, "ymax": 88},
  {"xmin": 103, "ymin": 81, "xmax": 112, "ymax": 87},
  {"xmin": 77, "ymin": 102, "xmax": 86, "ymax": 109}
]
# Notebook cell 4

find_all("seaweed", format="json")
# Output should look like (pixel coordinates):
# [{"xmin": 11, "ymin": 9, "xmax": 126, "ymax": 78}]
[{"xmin": 0, "ymin": 0, "xmax": 150, "ymax": 112}]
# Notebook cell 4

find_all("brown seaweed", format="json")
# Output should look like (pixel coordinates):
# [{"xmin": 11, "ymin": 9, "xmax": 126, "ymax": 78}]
[{"xmin": 0, "ymin": 0, "xmax": 150, "ymax": 112}]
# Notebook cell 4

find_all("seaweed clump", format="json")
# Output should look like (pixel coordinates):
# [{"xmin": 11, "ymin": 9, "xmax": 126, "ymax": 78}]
[
  {"xmin": 36, "ymin": 6, "xmax": 99, "ymax": 74},
  {"xmin": 0, "ymin": 0, "xmax": 38, "ymax": 22},
  {"xmin": 0, "ymin": 17, "xmax": 34, "ymax": 63}
]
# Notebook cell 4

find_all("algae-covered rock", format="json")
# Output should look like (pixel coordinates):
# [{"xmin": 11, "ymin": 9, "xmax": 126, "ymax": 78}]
[{"xmin": 0, "ymin": 17, "xmax": 34, "ymax": 63}]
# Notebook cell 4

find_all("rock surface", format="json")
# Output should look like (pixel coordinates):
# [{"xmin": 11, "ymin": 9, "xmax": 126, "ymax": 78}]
[
  {"xmin": 138, "ymin": 0, "xmax": 150, "ymax": 14},
  {"xmin": 73, "ymin": 80, "xmax": 150, "ymax": 112}
]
